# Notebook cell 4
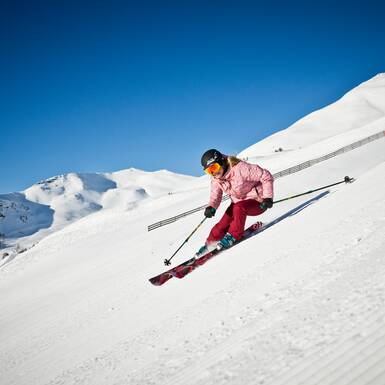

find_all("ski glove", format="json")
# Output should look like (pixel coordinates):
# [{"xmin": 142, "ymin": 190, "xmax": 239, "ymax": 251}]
[
  {"xmin": 204, "ymin": 206, "xmax": 216, "ymax": 218},
  {"xmin": 260, "ymin": 198, "xmax": 273, "ymax": 210}
]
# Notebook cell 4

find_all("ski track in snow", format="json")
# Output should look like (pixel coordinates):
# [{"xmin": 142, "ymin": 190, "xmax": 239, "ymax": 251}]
[
  {"xmin": 1, "ymin": 160, "xmax": 385, "ymax": 385},
  {"xmin": 28, "ymin": 193, "xmax": 385, "ymax": 385}
]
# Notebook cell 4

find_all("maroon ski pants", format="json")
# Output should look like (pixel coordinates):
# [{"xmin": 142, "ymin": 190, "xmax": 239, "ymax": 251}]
[{"xmin": 207, "ymin": 199, "xmax": 265, "ymax": 242}]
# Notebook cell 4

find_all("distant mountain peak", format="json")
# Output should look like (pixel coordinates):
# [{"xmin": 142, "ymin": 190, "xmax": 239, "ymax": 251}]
[{"xmin": 1, "ymin": 167, "xmax": 196, "ymax": 253}]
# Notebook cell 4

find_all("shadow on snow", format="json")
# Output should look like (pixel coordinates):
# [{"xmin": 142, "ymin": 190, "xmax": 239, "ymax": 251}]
[{"xmin": 256, "ymin": 190, "xmax": 330, "ymax": 235}]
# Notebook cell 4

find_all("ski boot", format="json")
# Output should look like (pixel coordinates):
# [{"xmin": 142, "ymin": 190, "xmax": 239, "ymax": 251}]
[
  {"xmin": 195, "ymin": 242, "xmax": 217, "ymax": 258},
  {"xmin": 216, "ymin": 233, "xmax": 236, "ymax": 251}
]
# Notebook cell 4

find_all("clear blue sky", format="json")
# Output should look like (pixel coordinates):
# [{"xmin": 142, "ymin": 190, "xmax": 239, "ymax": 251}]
[{"xmin": 1, "ymin": 0, "xmax": 384, "ymax": 193}]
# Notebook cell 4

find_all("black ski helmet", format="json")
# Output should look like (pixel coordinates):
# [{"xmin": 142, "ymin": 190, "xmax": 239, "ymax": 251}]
[{"xmin": 201, "ymin": 149, "xmax": 225, "ymax": 169}]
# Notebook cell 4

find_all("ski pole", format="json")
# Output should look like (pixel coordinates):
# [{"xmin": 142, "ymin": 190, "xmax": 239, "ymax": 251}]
[
  {"xmin": 273, "ymin": 175, "xmax": 354, "ymax": 204},
  {"xmin": 164, "ymin": 216, "xmax": 207, "ymax": 266}
]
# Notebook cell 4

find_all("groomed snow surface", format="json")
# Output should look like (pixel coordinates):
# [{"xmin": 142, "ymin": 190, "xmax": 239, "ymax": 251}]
[{"xmin": 1, "ymin": 74, "xmax": 385, "ymax": 385}]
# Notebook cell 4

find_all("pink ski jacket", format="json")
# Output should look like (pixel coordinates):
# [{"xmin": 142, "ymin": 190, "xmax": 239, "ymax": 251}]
[{"xmin": 208, "ymin": 158, "xmax": 274, "ymax": 209}]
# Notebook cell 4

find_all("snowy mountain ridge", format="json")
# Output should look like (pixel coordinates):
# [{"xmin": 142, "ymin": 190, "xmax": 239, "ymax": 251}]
[
  {"xmin": 0, "ymin": 169, "xmax": 195, "ymax": 253},
  {"xmin": 239, "ymin": 72, "xmax": 385, "ymax": 158}
]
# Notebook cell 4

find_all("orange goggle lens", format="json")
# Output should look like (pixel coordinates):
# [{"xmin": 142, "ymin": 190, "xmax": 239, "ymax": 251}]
[{"xmin": 204, "ymin": 162, "xmax": 222, "ymax": 175}]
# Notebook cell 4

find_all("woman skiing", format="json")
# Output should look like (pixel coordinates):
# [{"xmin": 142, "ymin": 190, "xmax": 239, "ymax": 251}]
[{"xmin": 196, "ymin": 149, "xmax": 274, "ymax": 256}]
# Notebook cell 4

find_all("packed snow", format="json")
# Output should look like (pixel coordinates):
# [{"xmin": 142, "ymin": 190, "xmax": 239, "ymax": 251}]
[{"xmin": 1, "ymin": 74, "xmax": 385, "ymax": 385}]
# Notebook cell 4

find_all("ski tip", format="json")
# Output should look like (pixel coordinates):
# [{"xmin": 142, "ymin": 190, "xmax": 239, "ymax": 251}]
[{"xmin": 149, "ymin": 271, "xmax": 174, "ymax": 286}]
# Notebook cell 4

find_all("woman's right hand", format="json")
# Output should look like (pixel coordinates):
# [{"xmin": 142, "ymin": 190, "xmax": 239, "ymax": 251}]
[{"xmin": 204, "ymin": 206, "xmax": 216, "ymax": 218}]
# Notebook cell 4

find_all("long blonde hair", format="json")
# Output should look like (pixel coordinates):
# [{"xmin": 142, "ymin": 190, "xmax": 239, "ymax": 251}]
[{"xmin": 227, "ymin": 155, "xmax": 243, "ymax": 168}]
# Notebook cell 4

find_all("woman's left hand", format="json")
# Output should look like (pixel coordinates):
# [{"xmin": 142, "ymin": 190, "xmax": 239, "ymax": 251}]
[{"xmin": 260, "ymin": 198, "xmax": 273, "ymax": 210}]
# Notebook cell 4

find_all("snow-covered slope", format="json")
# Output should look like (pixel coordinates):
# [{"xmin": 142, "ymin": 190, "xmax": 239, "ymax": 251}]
[{"xmin": 1, "ymin": 74, "xmax": 385, "ymax": 385}]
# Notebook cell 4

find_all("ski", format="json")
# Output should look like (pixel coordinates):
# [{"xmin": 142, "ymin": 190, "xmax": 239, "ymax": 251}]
[{"xmin": 149, "ymin": 221, "xmax": 264, "ymax": 286}]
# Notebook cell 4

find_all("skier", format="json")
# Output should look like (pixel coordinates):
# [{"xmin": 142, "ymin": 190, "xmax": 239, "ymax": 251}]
[{"xmin": 196, "ymin": 149, "xmax": 274, "ymax": 257}]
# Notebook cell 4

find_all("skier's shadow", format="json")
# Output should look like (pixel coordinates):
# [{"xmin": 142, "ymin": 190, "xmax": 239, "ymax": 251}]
[{"xmin": 257, "ymin": 190, "xmax": 330, "ymax": 233}]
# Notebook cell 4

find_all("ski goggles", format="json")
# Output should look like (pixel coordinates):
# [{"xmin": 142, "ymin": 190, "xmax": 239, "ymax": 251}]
[{"xmin": 204, "ymin": 162, "xmax": 222, "ymax": 175}]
